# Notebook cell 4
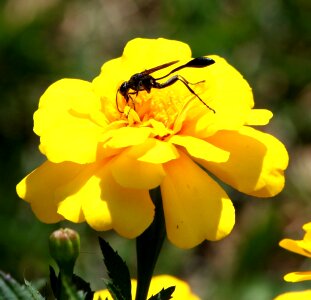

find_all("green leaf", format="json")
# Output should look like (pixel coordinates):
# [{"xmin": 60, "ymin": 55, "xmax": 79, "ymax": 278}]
[
  {"xmin": 148, "ymin": 286, "xmax": 175, "ymax": 300},
  {"xmin": 0, "ymin": 270, "xmax": 44, "ymax": 300},
  {"xmin": 98, "ymin": 237, "xmax": 131, "ymax": 300}
]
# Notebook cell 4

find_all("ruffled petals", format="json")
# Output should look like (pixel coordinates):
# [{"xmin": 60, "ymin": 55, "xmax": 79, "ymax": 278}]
[
  {"xmin": 34, "ymin": 79, "xmax": 106, "ymax": 164},
  {"xmin": 103, "ymin": 126, "xmax": 152, "ymax": 149},
  {"xmin": 198, "ymin": 126, "xmax": 288, "ymax": 197},
  {"xmin": 161, "ymin": 152, "xmax": 235, "ymax": 248},
  {"xmin": 16, "ymin": 161, "xmax": 84, "ymax": 223},
  {"xmin": 83, "ymin": 165, "xmax": 154, "ymax": 237},
  {"xmin": 170, "ymin": 135, "xmax": 229, "ymax": 163},
  {"xmin": 110, "ymin": 144, "xmax": 167, "ymax": 189}
]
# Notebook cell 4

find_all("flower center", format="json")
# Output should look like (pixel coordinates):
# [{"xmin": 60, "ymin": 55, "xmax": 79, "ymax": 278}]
[
  {"xmin": 123, "ymin": 81, "xmax": 203, "ymax": 130},
  {"xmin": 139, "ymin": 90, "xmax": 184, "ymax": 127}
]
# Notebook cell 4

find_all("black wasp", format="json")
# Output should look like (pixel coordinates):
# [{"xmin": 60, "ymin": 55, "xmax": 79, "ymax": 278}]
[{"xmin": 116, "ymin": 56, "xmax": 216, "ymax": 113}]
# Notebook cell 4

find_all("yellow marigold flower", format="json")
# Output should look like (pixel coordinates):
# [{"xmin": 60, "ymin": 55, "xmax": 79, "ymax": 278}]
[
  {"xmin": 279, "ymin": 222, "xmax": 311, "ymax": 282},
  {"xmin": 16, "ymin": 38, "xmax": 288, "ymax": 248},
  {"xmin": 274, "ymin": 290, "xmax": 311, "ymax": 300},
  {"xmin": 93, "ymin": 275, "xmax": 200, "ymax": 300}
]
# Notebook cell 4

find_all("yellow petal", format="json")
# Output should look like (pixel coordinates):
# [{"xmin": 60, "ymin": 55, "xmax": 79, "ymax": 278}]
[
  {"xmin": 161, "ymin": 151, "xmax": 235, "ymax": 248},
  {"xmin": 34, "ymin": 79, "xmax": 106, "ymax": 163},
  {"xmin": 55, "ymin": 163, "xmax": 103, "ymax": 223},
  {"xmin": 170, "ymin": 135, "xmax": 229, "ymax": 163},
  {"xmin": 110, "ymin": 145, "xmax": 166, "ymax": 189},
  {"xmin": 121, "ymin": 37, "xmax": 192, "ymax": 74},
  {"xmin": 103, "ymin": 126, "xmax": 151, "ymax": 149},
  {"xmin": 284, "ymin": 271, "xmax": 311, "ymax": 282},
  {"xmin": 149, "ymin": 119, "xmax": 174, "ymax": 137},
  {"xmin": 174, "ymin": 101, "xmax": 216, "ymax": 138},
  {"xmin": 36, "ymin": 79, "xmax": 101, "ymax": 115},
  {"xmin": 136, "ymin": 139, "xmax": 179, "ymax": 164},
  {"xmin": 303, "ymin": 222, "xmax": 311, "ymax": 232},
  {"xmin": 16, "ymin": 161, "xmax": 84, "ymax": 223},
  {"xmin": 199, "ymin": 126, "xmax": 288, "ymax": 197},
  {"xmin": 274, "ymin": 290, "xmax": 311, "ymax": 300},
  {"xmin": 279, "ymin": 239, "xmax": 311, "ymax": 258},
  {"xmin": 39, "ymin": 122, "xmax": 105, "ymax": 163},
  {"xmin": 83, "ymin": 165, "xmax": 154, "ymax": 238},
  {"xmin": 245, "ymin": 109, "xmax": 273, "ymax": 125}
]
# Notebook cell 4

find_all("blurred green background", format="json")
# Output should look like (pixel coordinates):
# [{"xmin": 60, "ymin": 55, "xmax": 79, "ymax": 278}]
[{"xmin": 0, "ymin": 0, "xmax": 311, "ymax": 299}]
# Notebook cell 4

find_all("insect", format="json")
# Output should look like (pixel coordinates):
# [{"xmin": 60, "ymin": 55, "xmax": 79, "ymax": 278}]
[{"xmin": 116, "ymin": 56, "xmax": 216, "ymax": 113}]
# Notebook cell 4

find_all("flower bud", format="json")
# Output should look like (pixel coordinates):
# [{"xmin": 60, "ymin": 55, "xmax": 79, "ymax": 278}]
[{"xmin": 49, "ymin": 228, "xmax": 80, "ymax": 275}]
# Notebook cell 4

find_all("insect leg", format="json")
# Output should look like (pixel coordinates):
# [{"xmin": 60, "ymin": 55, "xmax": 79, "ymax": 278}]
[
  {"xmin": 155, "ymin": 75, "xmax": 215, "ymax": 113},
  {"xmin": 116, "ymin": 89, "xmax": 124, "ymax": 113},
  {"xmin": 127, "ymin": 93, "xmax": 136, "ymax": 110}
]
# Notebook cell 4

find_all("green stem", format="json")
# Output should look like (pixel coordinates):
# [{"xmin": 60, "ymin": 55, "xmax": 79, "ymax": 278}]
[{"xmin": 135, "ymin": 187, "xmax": 166, "ymax": 300}]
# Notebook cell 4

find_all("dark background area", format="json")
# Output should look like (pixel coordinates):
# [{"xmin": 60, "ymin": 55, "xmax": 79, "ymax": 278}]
[{"xmin": 0, "ymin": 0, "xmax": 310, "ymax": 299}]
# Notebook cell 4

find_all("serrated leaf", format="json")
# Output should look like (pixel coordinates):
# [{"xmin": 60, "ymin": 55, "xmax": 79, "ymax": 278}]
[
  {"xmin": 148, "ymin": 286, "xmax": 175, "ymax": 300},
  {"xmin": 71, "ymin": 274, "xmax": 94, "ymax": 300},
  {"xmin": 98, "ymin": 237, "xmax": 131, "ymax": 300},
  {"xmin": 105, "ymin": 280, "xmax": 126, "ymax": 300},
  {"xmin": 0, "ymin": 270, "xmax": 44, "ymax": 300}
]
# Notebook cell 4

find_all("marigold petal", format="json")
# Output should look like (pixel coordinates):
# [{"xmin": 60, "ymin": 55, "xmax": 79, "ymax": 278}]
[
  {"xmin": 161, "ymin": 152, "xmax": 235, "ymax": 248},
  {"xmin": 170, "ymin": 135, "xmax": 229, "ymax": 163},
  {"xmin": 245, "ymin": 109, "xmax": 273, "ymax": 125},
  {"xmin": 16, "ymin": 161, "xmax": 84, "ymax": 223},
  {"xmin": 304, "ymin": 222, "xmax": 311, "ymax": 230},
  {"xmin": 56, "ymin": 196, "xmax": 85, "ymax": 223},
  {"xmin": 174, "ymin": 102, "xmax": 216, "ymax": 138},
  {"xmin": 205, "ymin": 55, "xmax": 254, "ymax": 121},
  {"xmin": 279, "ymin": 239, "xmax": 311, "ymax": 258},
  {"xmin": 110, "ymin": 146, "xmax": 166, "ymax": 189},
  {"xmin": 103, "ymin": 126, "xmax": 152, "ymax": 149},
  {"xmin": 199, "ymin": 126, "xmax": 288, "ymax": 197},
  {"xmin": 274, "ymin": 290, "xmax": 311, "ymax": 300},
  {"xmin": 55, "ymin": 163, "xmax": 102, "ymax": 223},
  {"xmin": 284, "ymin": 271, "xmax": 311, "ymax": 282},
  {"xmin": 83, "ymin": 165, "xmax": 154, "ymax": 237},
  {"xmin": 39, "ymin": 123, "xmax": 105, "ymax": 164},
  {"xmin": 121, "ymin": 37, "xmax": 192, "ymax": 74},
  {"xmin": 136, "ymin": 139, "xmax": 179, "ymax": 164},
  {"xmin": 34, "ymin": 79, "xmax": 106, "ymax": 163}
]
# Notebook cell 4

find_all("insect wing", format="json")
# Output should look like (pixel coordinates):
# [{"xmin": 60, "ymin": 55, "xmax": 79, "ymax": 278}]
[{"xmin": 141, "ymin": 60, "xmax": 179, "ymax": 75}]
